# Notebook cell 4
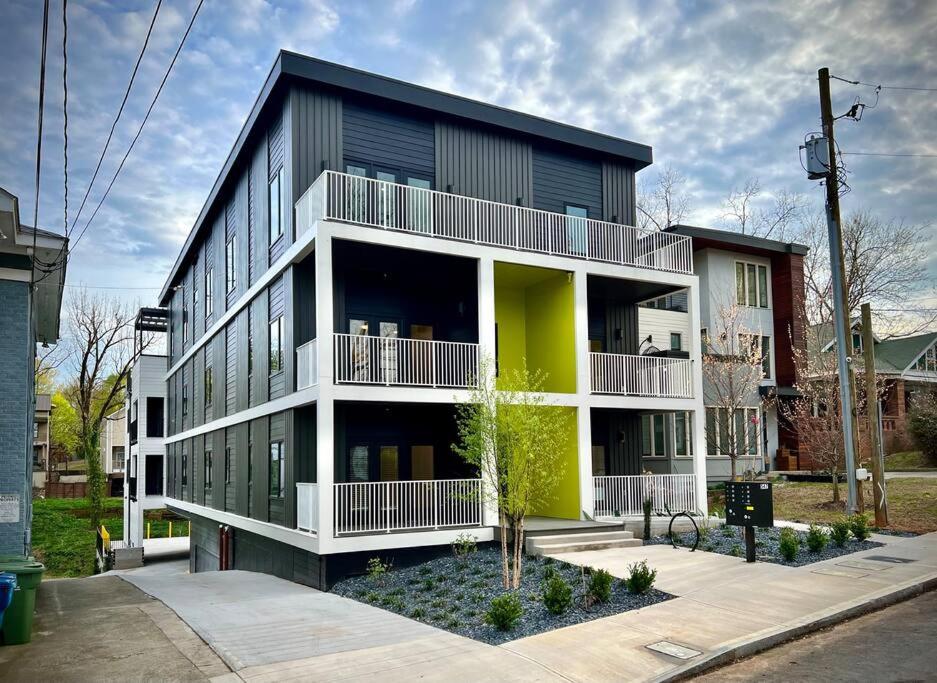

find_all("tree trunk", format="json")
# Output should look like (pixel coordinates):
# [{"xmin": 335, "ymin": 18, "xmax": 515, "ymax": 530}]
[
  {"xmin": 512, "ymin": 517, "xmax": 525, "ymax": 590},
  {"xmin": 499, "ymin": 510, "xmax": 510, "ymax": 589},
  {"xmin": 730, "ymin": 454, "xmax": 737, "ymax": 480},
  {"xmin": 82, "ymin": 430, "xmax": 104, "ymax": 529},
  {"xmin": 831, "ymin": 471, "xmax": 840, "ymax": 504}
]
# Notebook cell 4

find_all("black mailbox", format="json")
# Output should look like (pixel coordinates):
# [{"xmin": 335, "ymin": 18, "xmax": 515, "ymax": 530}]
[{"xmin": 725, "ymin": 481, "xmax": 773, "ymax": 528}]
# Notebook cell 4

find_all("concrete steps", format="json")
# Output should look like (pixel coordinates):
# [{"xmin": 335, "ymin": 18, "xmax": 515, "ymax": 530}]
[{"xmin": 526, "ymin": 530, "xmax": 643, "ymax": 556}]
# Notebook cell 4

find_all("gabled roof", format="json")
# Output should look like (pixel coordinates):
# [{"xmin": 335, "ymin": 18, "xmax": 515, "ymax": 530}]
[
  {"xmin": 159, "ymin": 50, "xmax": 655, "ymax": 304},
  {"xmin": 877, "ymin": 332, "xmax": 937, "ymax": 374}
]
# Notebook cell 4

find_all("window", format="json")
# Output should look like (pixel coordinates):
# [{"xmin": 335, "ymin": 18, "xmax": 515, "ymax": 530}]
[
  {"xmin": 565, "ymin": 204, "xmax": 588, "ymax": 255},
  {"xmin": 642, "ymin": 413, "xmax": 694, "ymax": 457},
  {"xmin": 247, "ymin": 319, "xmax": 254, "ymax": 377},
  {"xmin": 181, "ymin": 451, "xmax": 188, "ymax": 487},
  {"xmin": 182, "ymin": 303, "xmax": 188, "ymax": 342},
  {"xmin": 670, "ymin": 332, "xmax": 682, "ymax": 351},
  {"xmin": 852, "ymin": 332, "xmax": 863, "ymax": 352},
  {"xmin": 33, "ymin": 422, "xmax": 38, "ymax": 439},
  {"xmin": 674, "ymin": 413, "xmax": 690, "ymax": 457},
  {"xmin": 700, "ymin": 328, "xmax": 709, "ymax": 355},
  {"xmin": 739, "ymin": 334, "xmax": 772, "ymax": 378},
  {"xmin": 761, "ymin": 335, "xmax": 771, "ymax": 378},
  {"xmin": 269, "ymin": 317, "xmax": 283, "ymax": 374},
  {"xmin": 112, "ymin": 446, "xmax": 125, "ymax": 472},
  {"xmin": 915, "ymin": 346, "xmax": 937, "ymax": 372},
  {"xmin": 204, "ymin": 448, "xmax": 213, "ymax": 490},
  {"xmin": 182, "ymin": 382, "xmax": 189, "ymax": 419},
  {"xmin": 705, "ymin": 407, "xmax": 760, "ymax": 456},
  {"xmin": 146, "ymin": 397, "xmax": 164, "ymax": 438},
  {"xmin": 269, "ymin": 441, "xmax": 284, "ymax": 497},
  {"xmin": 735, "ymin": 261, "xmax": 769, "ymax": 308},
  {"xmin": 641, "ymin": 414, "xmax": 667, "ymax": 457},
  {"xmin": 224, "ymin": 447, "xmax": 232, "ymax": 484},
  {"xmin": 204, "ymin": 364, "xmax": 213, "ymax": 407},
  {"xmin": 205, "ymin": 266, "xmax": 214, "ymax": 316},
  {"xmin": 225, "ymin": 237, "xmax": 237, "ymax": 293},
  {"xmin": 269, "ymin": 167, "xmax": 284, "ymax": 244}
]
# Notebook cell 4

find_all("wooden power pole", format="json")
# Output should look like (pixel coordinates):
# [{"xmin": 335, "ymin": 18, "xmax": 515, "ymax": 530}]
[
  {"xmin": 818, "ymin": 67, "xmax": 861, "ymax": 514},
  {"xmin": 861, "ymin": 303, "xmax": 888, "ymax": 526}
]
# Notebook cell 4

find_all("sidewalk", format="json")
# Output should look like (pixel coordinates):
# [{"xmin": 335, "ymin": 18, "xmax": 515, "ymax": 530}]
[{"xmin": 117, "ymin": 532, "xmax": 937, "ymax": 682}]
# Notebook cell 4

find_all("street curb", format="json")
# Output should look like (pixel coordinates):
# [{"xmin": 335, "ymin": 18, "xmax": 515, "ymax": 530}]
[{"xmin": 650, "ymin": 571, "xmax": 937, "ymax": 682}]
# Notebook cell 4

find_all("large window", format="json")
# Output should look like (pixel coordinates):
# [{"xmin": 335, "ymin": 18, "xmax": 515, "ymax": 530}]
[
  {"xmin": 269, "ymin": 317, "xmax": 283, "ymax": 374},
  {"xmin": 225, "ymin": 237, "xmax": 237, "ymax": 293},
  {"xmin": 269, "ymin": 167, "xmax": 284, "ymax": 244},
  {"xmin": 735, "ymin": 261, "xmax": 769, "ymax": 308},
  {"xmin": 642, "ymin": 413, "xmax": 693, "ymax": 458},
  {"xmin": 705, "ymin": 407, "xmax": 760, "ymax": 456},
  {"xmin": 565, "ymin": 204, "xmax": 588, "ymax": 255},
  {"xmin": 269, "ymin": 441, "xmax": 284, "ymax": 498},
  {"xmin": 205, "ymin": 266, "xmax": 214, "ymax": 316},
  {"xmin": 739, "ymin": 334, "xmax": 772, "ymax": 378}
]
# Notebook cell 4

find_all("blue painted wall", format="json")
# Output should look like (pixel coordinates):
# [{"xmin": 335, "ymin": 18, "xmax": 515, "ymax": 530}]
[{"xmin": 0, "ymin": 279, "xmax": 33, "ymax": 555}]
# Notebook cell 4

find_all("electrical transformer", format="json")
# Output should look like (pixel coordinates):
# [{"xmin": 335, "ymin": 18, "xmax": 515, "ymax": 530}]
[{"xmin": 804, "ymin": 135, "xmax": 830, "ymax": 180}]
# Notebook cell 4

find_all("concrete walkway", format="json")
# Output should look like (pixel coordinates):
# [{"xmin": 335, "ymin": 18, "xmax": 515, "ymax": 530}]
[
  {"xmin": 884, "ymin": 470, "xmax": 937, "ymax": 479},
  {"xmin": 117, "ymin": 533, "xmax": 937, "ymax": 682}
]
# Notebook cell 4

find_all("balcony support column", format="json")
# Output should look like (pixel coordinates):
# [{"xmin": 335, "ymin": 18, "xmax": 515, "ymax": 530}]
[
  {"xmin": 477, "ymin": 256, "xmax": 500, "ymax": 528},
  {"xmin": 315, "ymin": 227, "xmax": 337, "ymax": 551},
  {"xmin": 573, "ymin": 268, "xmax": 595, "ymax": 519},
  {"xmin": 687, "ymin": 282, "xmax": 709, "ymax": 516}
]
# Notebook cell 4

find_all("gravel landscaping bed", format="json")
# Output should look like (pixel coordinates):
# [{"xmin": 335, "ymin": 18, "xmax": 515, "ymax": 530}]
[
  {"xmin": 331, "ymin": 547, "xmax": 673, "ymax": 645},
  {"xmin": 647, "ymin": 524, "xmax": 883, "ymax": 567}
]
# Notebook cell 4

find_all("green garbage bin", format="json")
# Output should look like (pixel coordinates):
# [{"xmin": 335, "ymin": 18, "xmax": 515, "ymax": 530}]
[{"xmin": 0, "ymin": 559, "xmax": 45, "ymax": 645}]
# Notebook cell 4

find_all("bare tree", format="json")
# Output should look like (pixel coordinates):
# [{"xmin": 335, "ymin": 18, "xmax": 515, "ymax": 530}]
[
  {"xmin": 721, "ymin": 177, "xmax": 805, "ymax": 240},
  {"xmin": 61, "ymin": 289, "xmax": 151, "ymax": 527},
  {"xmin": 796, "ymin": 209, "xmax": 936, "ymax": 334},
  {"xmin": 701, "ymin": 303, "xmax": 768, "ymax": 479},
  {"xmin": 637, "ymin": 164, "xmax": 691, "ymax": 231}
]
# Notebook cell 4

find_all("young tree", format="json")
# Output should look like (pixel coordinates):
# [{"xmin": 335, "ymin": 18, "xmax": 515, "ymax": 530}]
[
  {"xmin": 636, "ymin": 164, "xmax": 692, "ymax": 231},
  {"xmin": 61, "ymin": 289, "xmax": 149, "ymax": 528},
  {"xmin": 453, "ymin": 359, "xmax": 571, "ymax": 589},
  {"xmin": 701, "ymin": 303, "xmax": 768, "ymax": 479}
]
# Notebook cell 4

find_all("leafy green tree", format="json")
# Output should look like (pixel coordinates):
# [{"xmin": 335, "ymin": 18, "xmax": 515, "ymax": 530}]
[
  {"xmin": 453, "ymin": 357, "xmax": 570, "ymax": 589},
  {"xmin": 50, "ymin": 392, "xmax": 79, "ymax": 459}
]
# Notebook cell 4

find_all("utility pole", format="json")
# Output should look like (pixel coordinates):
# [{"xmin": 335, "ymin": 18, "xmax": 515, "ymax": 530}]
[
  {"xmin": 818, "ymin": 67, "xmax": 860, "ymax": 514},
  {"xmin": 861, "ymin": 302, "xmax": 888, "ymax": 526}
]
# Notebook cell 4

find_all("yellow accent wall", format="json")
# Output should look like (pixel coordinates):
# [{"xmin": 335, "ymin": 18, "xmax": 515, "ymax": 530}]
[
  {"xmin": 494, "ymin": 263, "xmax": 576, "ymax": 393},
  {"xmin": 530, "ymin": 406, "xmax": 580, "ymax": 519}
]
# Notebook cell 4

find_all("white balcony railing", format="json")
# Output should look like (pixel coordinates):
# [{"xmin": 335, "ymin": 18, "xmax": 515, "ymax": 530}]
[
  {"xmin": 296, "ymin": 171, "xmax": 694, "ymax": 275},
  {"xmin": 593, "ymin": 474, "xmax": 698, "ymax": 517},
  {"xmin": 590, "ymin": 353, "xmax": 693, "ymax": 398},
  {"xmin": 296, "ymin": 482, "xmax": 318, "ymax": 533},
  {"xmin": 334, "ymin": 479, "xmax": 484, "ymax": 535},
  {"xmin": 333, "ymin": 333, "xmax": 479, "ymax": 388},
  {"xmin": 296, "ymin": 338, "xmax": 319, "ymax": 390}
]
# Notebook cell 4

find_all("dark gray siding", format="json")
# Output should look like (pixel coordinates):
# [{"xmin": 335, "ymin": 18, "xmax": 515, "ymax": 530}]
[
  {"xmin": 601, "ymin": 160, "xmax": 636, "ymax": 225},
  {"xmin": 435, "ymin": 120, "xmax": 532, "ymax": 205},
  {"xmin": 290, "ymin": 86, "xmax": 342, "ymax": 202},
  {"xmin": 268, "ymin": 277, "xmax": 286, "ymax": 400},
  {"xmin": 250, "ymin": 296, "xmax": 269, "ymax": 407},
  {"xmin": 343, "ymin": 101, "xmax": 434, "ymax": 176},
  {"xmin": 268, "ymin": 106, "xmax": 289, "ymax": 263},
  {"xmin": 224, "ymin": 197, "xmax": 238, "ymax": 309},
  {"xmin": 532, "ymin": 146, "xmax": 602, "ymax": 217},
  {"xmin": 249, "ymin": 415, "xmax": 269, "ymax": 521},
  {"xmin": 268, "ymin": 412, "xmax": 286, "ymax": 525},
  {"xmin": 225, "ymin": 321, "xmax": 237, "ymax": 415},
  {"xmin": 225, "ymin": 427, "xmax": 237, "ymax": 512}
]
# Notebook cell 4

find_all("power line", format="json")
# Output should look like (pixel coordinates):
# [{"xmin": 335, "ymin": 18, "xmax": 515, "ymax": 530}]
[
  {"xmin": 68, "ymin": 0, "xmax": 162, "ymax": 236},
  {"xmin": 841, "ymin": 151, "xmax": 937, "ymax": 158},
  {"xmin": 30, "ymin": 0, "xmax": 51, "ymax": 287},
  {"xmin": 68, "ymin": 0, "xmax": 203, "ymax": 258},
  {"xmin": 830, "ymin": 74, "xmax": 937, "ymax": 92},
  {"xmin": 36, "ymin": 282, "xmax": 161, "ymax": 290}
]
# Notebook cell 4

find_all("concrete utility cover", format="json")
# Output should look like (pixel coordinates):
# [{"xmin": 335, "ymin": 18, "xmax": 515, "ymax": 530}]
[
  {"xmin": 864, "ymin": 555, "xmax": 917, "ymax": 564},
  {"xmin": 646, "ymin": 641, "xmax": 702, "ymax": 660},
  {"xmin": 810, "ymin": 567, "xmax": 869, "ymax": 578},
  {"xmin": 836, "ymin": 559, "xmax": 892, "ymax": 572}
]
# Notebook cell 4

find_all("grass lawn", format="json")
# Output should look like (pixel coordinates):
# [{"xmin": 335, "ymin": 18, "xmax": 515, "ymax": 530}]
[
  {"xmin": 31, "ymin": 497, "xmax": 188, "ymax": 577},
  {"xmin": 884, "ymin": 451, "xmax": 936, "ymax": 471},
  {"xmin": 709, "ymin": 478, "xmax": 937, "ymax": 534}
]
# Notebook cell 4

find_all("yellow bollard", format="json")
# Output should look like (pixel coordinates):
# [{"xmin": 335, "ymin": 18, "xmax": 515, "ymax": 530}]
[
  {"xmin": 169, "ymin": 521, "xmax": 173, "ymax": 538},
  {"xmin": 147, "ymin": 522, "xmax": 151, "ymax": 539}
]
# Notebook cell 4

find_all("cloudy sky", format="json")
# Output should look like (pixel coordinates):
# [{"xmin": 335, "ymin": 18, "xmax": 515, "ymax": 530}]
[{"xmin": 1, "ymin": 0, "xmax": 935, "ymax": 311}]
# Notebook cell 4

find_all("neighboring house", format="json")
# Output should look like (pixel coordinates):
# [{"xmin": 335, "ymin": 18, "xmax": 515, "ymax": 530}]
[
  {"xmin": 0, "ymin": 187, "xmax": 68, "ymax": 556},
  {"xmin": 100, "ymin": 407, "xmax": 126, "ymax": 497},
  {"xmin": 33, "ymin": 393, "xmax": 52, "ymax": 489},
  {"xmin": 158, "ymin": 51, "xmax": 706, "ymax": 588},
  {"xmin": 123, "ymin": 308, "xmax": 169, "ymax": 547},
  {"xmin": 809, "ymin": 319, "xmax": 937, "ymax": 457},
  {"xmin": 634, "ymin": 225, "xmax": 808, "ymax": 480}
]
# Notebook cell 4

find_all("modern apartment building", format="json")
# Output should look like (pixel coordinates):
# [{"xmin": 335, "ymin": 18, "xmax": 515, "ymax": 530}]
[
  {"xmin": 33, "ymin": 393, "xmax": 52, "ymax": 489},
  {"xmin": 100, "ymin": 407, "xmax": 126, "ymax": 497},
  {"xmin": 124, "ymin": 337, "xmax": 168, "ymax": 547},
  {"xmin": 637, "ymin": 226, "xmax": 808, "ymax": 480},
  {"xmin": 158, "ymin": 51, "xmax": 706, "ymax": 587}
]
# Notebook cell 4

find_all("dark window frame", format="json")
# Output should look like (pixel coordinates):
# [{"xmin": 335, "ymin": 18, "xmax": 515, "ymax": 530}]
[{"xmin": 269, "ymin": 440, "xmax": 284, "ymax": 498}]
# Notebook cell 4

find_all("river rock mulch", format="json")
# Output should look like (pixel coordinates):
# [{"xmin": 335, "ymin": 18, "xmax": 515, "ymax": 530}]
[
  {"xmin": 331, "ymin": 547, "xmax": 673, "ymax": 645},
  {"xmin": 647, "ymin": 524, "xmax": 883, "ymax": 567}
]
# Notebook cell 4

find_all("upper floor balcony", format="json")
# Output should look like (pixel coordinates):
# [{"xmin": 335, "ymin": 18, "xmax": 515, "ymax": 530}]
[{"xmin": 296, "ymin": 170, "xmax": 693, "ymax": 275}]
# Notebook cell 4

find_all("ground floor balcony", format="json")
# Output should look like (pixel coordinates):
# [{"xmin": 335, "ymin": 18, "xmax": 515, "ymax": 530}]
[
  {"xmin": 592, "ymin": 473, "xmax": 698, "ymax": 518},
  {"xmin": 589, "ymin": 352, "xmax": 693, "ymax": 398},
  {"xmin": 296, "ymin": 479, "xmax": 484, "ymax": 536}
]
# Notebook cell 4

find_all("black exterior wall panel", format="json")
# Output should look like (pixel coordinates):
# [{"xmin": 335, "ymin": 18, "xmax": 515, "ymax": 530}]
[
  {"xmin": 291, "ymin": 86, "xmax": 343, "ymax": 202},
  {"xmin": 343, "ymin": 100, "xmax": 434, "ymax": 176},
  {"xmin": 601, "ymin": 160, "xmax": 636, "ymax": 225},
  {"xmin": 532, "ymin": 146, "xmax": 602, "ymax": 217}
]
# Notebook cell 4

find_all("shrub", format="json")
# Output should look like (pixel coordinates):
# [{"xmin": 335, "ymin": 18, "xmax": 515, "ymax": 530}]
[
  {"xmin": 806, "ymin": 524, "xmax": 828, "ymax": 552},
  {"xmin": 542, "ymin": 574, "xmax": 573, "ymax": 615},
  {"xmin": 430, "ymin": 598, "xmax": 447, "ymax": 609},
  {"xmin": 908, "ymin": 393, "xmax": 937, "ymax": 461},
  {"xmin": 484, "ymin": 593, "xmax": 523, "ymax": 631},
  {"xmin": 779, "ymin": 527, "xmax": 799, "ymax": 561},
  {"xmin": 729, "ymin": 544, "xmax": 741, "ymax": 557},
  {"xmin": 410, "ymin": 607, "xmax": 426, "ymax": 619},
  {"xmin": 542, "ymin": 563, "xmax": 559, "ymax": 583},
  {"xmin": 421, "ymin": 578, "xmax": 436, "ymax": 591},
  {"xmin": 452, "ymin": 532, "xmax": 478, "ymax": 561},
  {"xmin": 587, "ymin": 568, "xmax": 614, "ymax": 604},
  {"xmin": 643, "ymin": 496, "xmax": 653, "ymax": 540},
  {"xmin": 849, "ymin": 514, "xmax": 871, "ymax": 542},
  {"xmin": 364, "ymin": 591, "xmax": 381, "ymax": 603},
  {"xmin": 366, "ymin": 557, "xmax": 389, "ymax": 584},
  {"xmin": 624, "ymin": 560, "xmax": 657, "ymax": 594},
  {"xmin": 722, "ymin": 525, "xmax": 736, "ymax": 538},
  {"xmin": 830, "ymin": 517, "xmax": 851, "ymax": 546}
]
